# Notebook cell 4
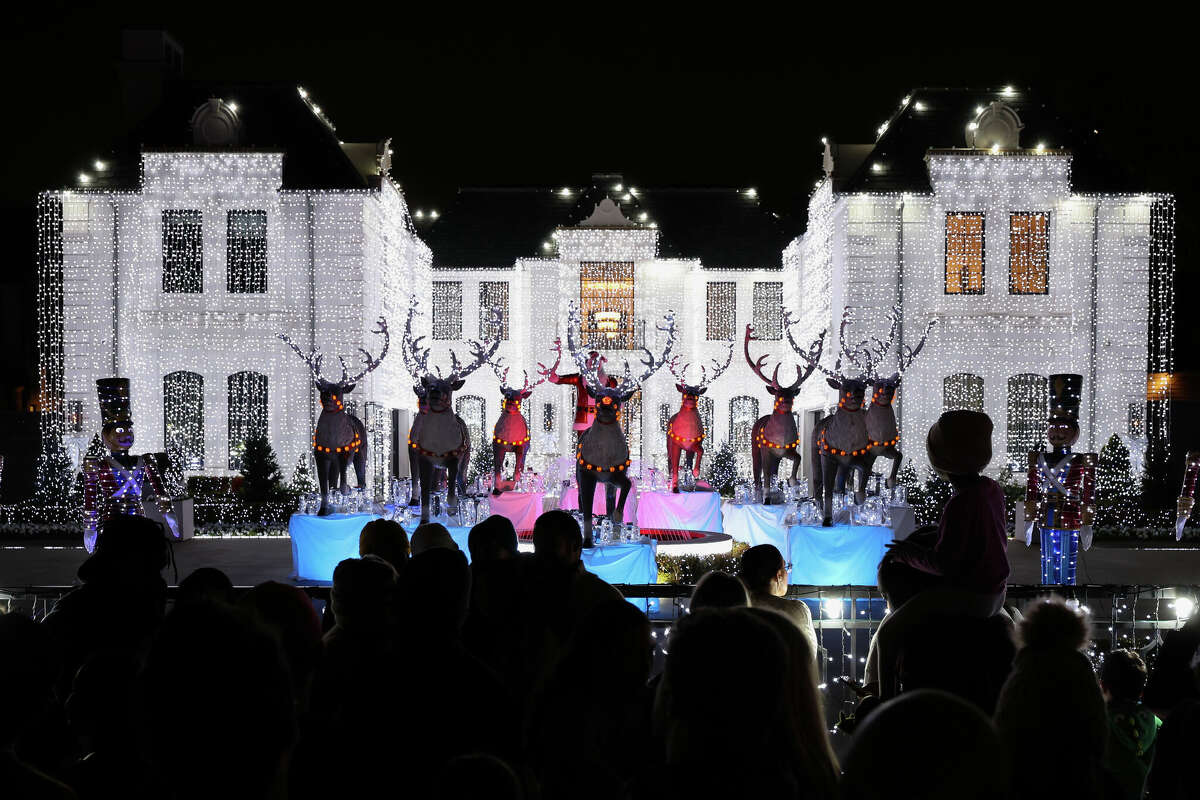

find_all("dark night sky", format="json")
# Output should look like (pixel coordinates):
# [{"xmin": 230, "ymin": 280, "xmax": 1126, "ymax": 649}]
[{"xmin": 1, "ymin": 5, "xmax": 1196, "ymax": 406}]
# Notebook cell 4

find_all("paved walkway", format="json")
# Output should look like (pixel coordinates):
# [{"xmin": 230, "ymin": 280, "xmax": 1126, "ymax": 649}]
[{"xmin": 3, "ymin": 536, "xmax": 1200, "ymax": 589}]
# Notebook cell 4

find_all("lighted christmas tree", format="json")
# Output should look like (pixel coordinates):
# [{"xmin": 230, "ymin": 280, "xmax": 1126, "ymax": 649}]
[
  {"xmin": 705, "ymin": 440, "xmax": 738, "ymax": 495},
  {"xmin": 288, "ymin": 451, "xmax": 318, "ymax": 494},
  {"xmin": 1096, "ymin": 434, "xmax": 1141, "ymax": 529},
  {"xmin": 238, "ymin": 432, "xmax": 285, "ymax": 502},
  {"xmin": 34, "ymin": 440, "xmax": 75, "ymax": 509}
]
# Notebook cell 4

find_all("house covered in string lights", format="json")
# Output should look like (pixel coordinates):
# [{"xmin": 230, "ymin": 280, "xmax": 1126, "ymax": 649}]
[{"xmin": 36, "ymin": 77, "xmax": 1173, "ymax": 492}]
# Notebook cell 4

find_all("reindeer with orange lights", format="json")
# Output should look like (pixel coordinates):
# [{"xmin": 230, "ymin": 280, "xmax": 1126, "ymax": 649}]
[
  {"xmin": 566, "ymin": 303, "xmax": 676, "ymax": 547},
  {"xmin": 279, "ymin": 317, "xmax": 389, "ymax": 515},
  {"xmin": 489, "ymin": 360, "xmax": 546, "ymax": 494},
  {"xmin": 745, "ymin": 321, "xmax": 826, "ymax": 503},
  {"xmin": 665, "ymin": 344, "xmax": 733, "ymax": 492}
]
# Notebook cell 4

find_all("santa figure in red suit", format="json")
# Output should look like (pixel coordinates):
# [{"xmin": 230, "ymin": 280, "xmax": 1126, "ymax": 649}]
[
  {"xmin": 538, "ymin": 337, "xmax": 617, "ymax": 433},
  {"xmin": 81, "ymin": 378, "xmax": 177, "ymax": 553}
]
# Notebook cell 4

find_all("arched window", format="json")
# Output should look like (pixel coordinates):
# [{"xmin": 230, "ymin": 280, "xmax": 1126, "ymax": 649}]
[
  {"xmin": 164, "ymin": 371, "xmax": 204, "ymax": 470},
  {"xmin": 730, "ymin": 396, "xmax": 759, "ymax": 476},
  {"xmin": 228, "ymin": 371, "xmax": 267, "ymax": 470},
  {"xmin": 943, "ymin": 373, "xmax": 984, "ymax": 413},
  {"xmin": 622, "ymin": 390, "xmax": 642, "ymax": 463},
  {"xmin": 455, "ymin": 395, "xmax": 486, "ymax": 477},
  {"xmin": 659, "ymin": 403, "xmax": 672, "ymax": 433},
  {"xmin": 1007, "ymin": 373, "xmax": 1048, "ymax": 463},
  {"xmin": 698, "ymin": 395, "xmax": 714, "ymax": 437}
]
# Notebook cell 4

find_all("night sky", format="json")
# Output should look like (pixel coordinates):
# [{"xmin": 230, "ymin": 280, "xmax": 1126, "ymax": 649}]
[{"xmin": 1, "ymin": 7, "xmax": 1196, "ymax": 409}]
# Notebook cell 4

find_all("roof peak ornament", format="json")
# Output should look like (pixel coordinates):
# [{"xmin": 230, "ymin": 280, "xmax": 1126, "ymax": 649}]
[
  {"xmin": 967, "ymin": 101, "xmax": 1024, "ymax": 150},
  {"xmin": 577, "ymin": 196, "xmax": 638, "ymax": 228}
]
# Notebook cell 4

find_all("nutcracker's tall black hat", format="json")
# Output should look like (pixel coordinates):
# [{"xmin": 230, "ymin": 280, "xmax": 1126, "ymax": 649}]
[
  {"xmin": 1048, "ymin": 374, "xmax": 1083, "ymax": 423},
  {"xmin": 96, "ymin": 378, "xmax": 133, "ymax": 429}
]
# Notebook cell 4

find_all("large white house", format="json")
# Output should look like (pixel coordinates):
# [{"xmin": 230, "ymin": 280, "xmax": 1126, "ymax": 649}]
[{"xmin": 37, "ymin": 83, "xmax": 1173, "ymax": 495}]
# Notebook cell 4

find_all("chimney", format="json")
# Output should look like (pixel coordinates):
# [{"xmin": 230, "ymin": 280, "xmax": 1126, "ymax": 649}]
[{"xmin": 119, "ymin": 29, "xmax": 184, "ymax": 130}]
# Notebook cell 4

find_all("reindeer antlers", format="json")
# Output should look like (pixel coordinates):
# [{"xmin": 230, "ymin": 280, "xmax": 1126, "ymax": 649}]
[
  {"xmin": 279, "ymin": 315, "xmax": 389, "ymax": 387},
  {"xmin": 744, "ymin": 324, "xmax": 814, "ymax": 391},
  {"xmin": 785, "ymin": 305, "xmax": 935, "ymax": 382},
  {"xmin": 492, "ymin": 359, "xmax": 546, "ymax": 394},
  {"xmin": 444, "ymin": 306, "xmax": 503, "ymax": 381},
  {"xmin": 669, "ymin": 342, "xmax": 734, "ymax": 389},
  {"xmin": 898, "ymin": 318, "xmax": 936, "ymax": 375},
  {"xmin": 399, "ymin": 295, "xmax": 431, "ymax": 379},
  {"xmin": 566, "ymin": 303, "xmax": 675, "ymax": 396}
]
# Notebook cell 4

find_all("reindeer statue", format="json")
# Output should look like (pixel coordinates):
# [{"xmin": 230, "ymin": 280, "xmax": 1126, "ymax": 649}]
[
  {"xmin": 665, "ymin": 344, "xmax": 733, "ymax": 492},
  {"xmin": 859, "ymin": 307, "xmax": 935, "ymax": 489},
  {"xmin": 400, "ymin": 300, "xmax": 501, "ymax": 522},
  {"xmin": 745, "ymin": 323, "xmax": 826, "ymax": 503},
  {"xmin": 567, "ymin": 303, "xmax": 676, "ymax": 547},
  {"xmin": 490, "ymin": 361, "xmax": 546, "ymax": 494},
  {"xmin": 396, "ymin": 298, "xmax": 471, "ymax": 506},
  {"xmin": 279, "ymin": 318, "xmax": 390, "ymax": 515}
]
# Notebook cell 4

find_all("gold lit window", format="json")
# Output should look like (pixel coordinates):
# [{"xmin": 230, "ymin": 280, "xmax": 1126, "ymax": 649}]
[
  {"xmin": 580, "ymin": 262, "xmax": 636, "ymax": 349},
  {"xmin": 1009, "ymin": 212, "xmax": 1049, "ymax": 294},
  {"xmin": 945, "ymin": 212, "xmax": 985, "ymax": 294}
]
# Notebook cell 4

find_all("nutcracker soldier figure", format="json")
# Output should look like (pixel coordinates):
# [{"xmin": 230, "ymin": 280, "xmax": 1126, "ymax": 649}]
[
  {"xmin": 1177, "ymin": 450, "xmax": 1200, "ymax": 540},
  {"xmin": 1024, "ymin": 374, "xmax": 1096, "ymax": 585},
  {"xmin": 81, "ymin": 378, "xmax": 176, "ymax": 553}
]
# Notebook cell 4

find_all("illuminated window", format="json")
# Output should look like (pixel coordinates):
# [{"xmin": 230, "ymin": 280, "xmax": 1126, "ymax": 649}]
[
  {"xmin": 943, "ymin": 373, "xmax": 984, "ymax": 413},
  {"xmin": 752, "ymin": 282, "xmax": 783, "ymax": 340},
  {"xmin": 227, "ymin": 370, "xmax": 267, "ymax": 470},
  {"xmin": 1006, "ymin": 373, "xmax": 1048, "ymax": 463},
  {"xmin": 479, "ymin": 281, "xmax": 510, "ymax": 340},
  {"xmin": 67, "ymin": 399, "xmax": 84, "ymax": 432},
  {"xmin": 1128, "ymin": 402, "xmax": 1145, "ymax": 439},
  {"xmin": 163, "ymin": 210, "xmax": 203, "ymax": 293},
  {"xmin": 945, "ymin": 212, "xmax": 984, "ymax": 295},
  {"xmin": 227, "ymin": 210, "xmax": 267, "ymax": 293},
  {"xmin": 623, "ymin": 389, "xmax": 642, "ymax": 461},
  {"xmin": 580, "ymin": 262, "xmax": 636, "ymax": 349},
  {"xmin": 707, "ymin": 282, "xmax": 736, "ymax": 340},
  {"xmin": 1009, "ymin": 212, "xmax": 1049, "ymax": 294},
  {"xmin": 164, "ymin": 371, "xmax": 205, "ymax": 470},
  {"xmin": 432, "ymin": 281, "xmax": 462, "ymax": 340},
  {"xmin": 455, "ymin": 395, "xmax": 486, "ymax": 477}
]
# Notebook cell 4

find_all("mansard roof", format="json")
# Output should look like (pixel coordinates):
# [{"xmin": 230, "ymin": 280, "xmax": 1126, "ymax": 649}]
[
  {"xmin": 830, "ymin": 86, "xmax": 1142, "ymax": 195},
  {"xmin": 86, "ymin": 80, "xmax": 377, "ymax": 192},
  {"xmin": 421, "ymin": 175, "xmax": 794, "ymax": 270}
]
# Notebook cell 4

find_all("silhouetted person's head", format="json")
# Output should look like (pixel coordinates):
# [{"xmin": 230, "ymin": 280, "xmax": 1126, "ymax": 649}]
[
  {"xmin": 411, "ymin": 522, "xmax": 459, "ymax": 556},
  {"xmin": 1101, "ymin": 648, "xmax": 1148, "ymax": 704},
  {"xmin": 561, "ymin": 599, "xmax": 652, "ymax": 689},
  {"xmin": 740, "ymin": 544, "xmax": 788, "ymax": 596},
  {"xmin": 402, "ymin": 547, "xmax": 472, "ymax": 636},
  {"xmin": 240, "ymin": 581, "xmax": 323, "ymax": 699},
  {"xmin": 436, "ymin": 753, "xmax": 523, "ymax": 800},
  {"xmin": 532, "ymin": 510, "xmax": 582, "ymax": 568},
  {"xmin": 78, "ymin": 514, "xmax": 168, "ymax": 583},
  {"xmin": 663, "ymin": 608, "xmax": 787, "ymax": 757},
  {"xmin": 0, "ymin": 613, "xmax": 58, "ymax": 748},
  {"xmin": 177, "ymin": 567, "xmax": 236, "ymax": 608},
  {"xmin": 876, "ymin": 526, "xmax": 941, "ymax": 609},
  {"xmin": 142, "ymin": 603, "xmax": 295, "ymax": 799},
  {"xmin": 359, "ymin": 518, "xmax": 410, "ymax": 572},
  {"xmin": 689, "ymin": 570, "xmax": 750, "ymax": 611},
  {"xmin": 842, "ymin": 690, "xmax": 1006, "ymax": 800},
  {"xmin": 330, "ymin": 556, "xmax": 398, "ymax": 633},
  {"xmin": 469, "ymin": 515, "xmax": 519, "ymax": 564},
  {"xmin": 1018, "ymin": 597, "xmax": 1090, "ymax": 652}
]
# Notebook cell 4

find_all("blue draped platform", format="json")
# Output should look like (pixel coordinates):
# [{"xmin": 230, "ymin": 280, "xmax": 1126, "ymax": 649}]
[{"xmin": 288, "ymin": 514, "xmax": 658, "ymax": 589}]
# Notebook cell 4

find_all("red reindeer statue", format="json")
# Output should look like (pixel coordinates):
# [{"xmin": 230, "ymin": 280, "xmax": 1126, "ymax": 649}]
[
  {"xmin": 745, "ymin": 323, "xmax": 826, "ymax": 503},
  {"xmin": 401, "ymin": 303, "xmax": 502, "ymax": 522},
  {"xmin": 490, "ymin": 361, "xmax": 546, "ymax": 494},
  {"xmin": 665, "ymin": 345, "xmax": 732, "ymax": 492},
  {"xmin": 279, "ymin": 318, "xmax": 389, "ymax": 515},
  {"xmin": 567, "ymin": 303, "xmax": 676, "ymax": 547}
]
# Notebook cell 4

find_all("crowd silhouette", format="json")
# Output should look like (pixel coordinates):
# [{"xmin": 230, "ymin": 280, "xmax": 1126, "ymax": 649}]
[{"xmin": 4, "ymin": 410, "xmax": 1200, "ymax": 799}]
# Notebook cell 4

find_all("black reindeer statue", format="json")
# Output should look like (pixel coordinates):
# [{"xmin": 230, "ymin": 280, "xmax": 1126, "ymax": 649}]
[
  {"xmin": 665, "ymin": 344, "xmax": 732, "ymax": 492},
  {"xmin": 490, "ymin": 361, "xmax": 546, "ymax": 493},
  {"xmin": 567, "ymin": 303, "xmax": 676, "ymax": 547},
  {"xmin": 397, "ymin": 298, "xmax": 471, "ymax": 507},
  {"xmin": 745, "ymin": 322, "xmax": 826, "ymax": 503},
  {"xmin": 857, "ymin": 306, "xmax": 935, "ymax": 489},
  {"xmin": 401, "ymin": 301, "xmax": 501, "ymax": 522},
  {"xmin": 279, "ymin": 318, "xmax": 389, "ymax": 515}
]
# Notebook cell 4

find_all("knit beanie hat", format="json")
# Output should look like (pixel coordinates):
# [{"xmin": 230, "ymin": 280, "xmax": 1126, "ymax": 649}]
[{"xmin": 926, "ymin": 410, "xmax": 993, "ymax": 476}]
